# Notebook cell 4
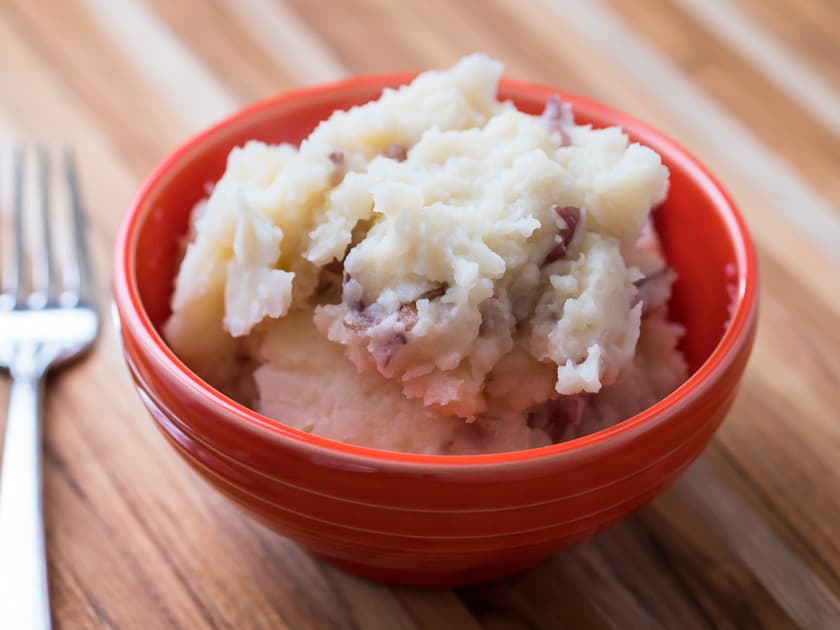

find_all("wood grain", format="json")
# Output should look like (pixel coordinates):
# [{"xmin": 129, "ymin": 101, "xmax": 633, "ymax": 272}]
[
  {"xmin": 607, "ymin": 0, "xmax": 840, "ymax": 205},
  {"xmin": 1, "ymin": 1, "xmax": 839, "ymax": 628},
  {"xmin": 736, "ymin": 0, "xmax": 840, "ymax": 92}
]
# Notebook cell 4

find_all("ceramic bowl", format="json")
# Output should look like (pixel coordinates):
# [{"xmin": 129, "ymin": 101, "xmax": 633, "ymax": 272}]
[{"xmin": 112, "ymin": 74, "xmax": 758, "ymax": 586}]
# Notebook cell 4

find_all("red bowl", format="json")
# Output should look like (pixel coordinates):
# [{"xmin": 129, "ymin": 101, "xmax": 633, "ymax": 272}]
[{"xmin": 112, "ymin": 74, "xmax": 758, "ymax": 586}]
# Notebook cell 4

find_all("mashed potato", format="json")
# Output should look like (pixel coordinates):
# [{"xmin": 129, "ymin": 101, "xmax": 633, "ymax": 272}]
[{"xmin": 164, "ymin": 54, "xmax": 686, "ymax": 454}]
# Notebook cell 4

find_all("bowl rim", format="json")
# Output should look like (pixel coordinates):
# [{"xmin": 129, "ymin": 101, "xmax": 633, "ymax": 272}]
[{"xmin": 113, "ymin": 72, "xmax": 759, "ymax": 472}]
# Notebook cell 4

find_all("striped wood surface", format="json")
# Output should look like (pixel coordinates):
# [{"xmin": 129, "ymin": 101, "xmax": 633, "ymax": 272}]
[{"xmin": 0, "ymin": 1, "xmax": 839, "ymax": 628}]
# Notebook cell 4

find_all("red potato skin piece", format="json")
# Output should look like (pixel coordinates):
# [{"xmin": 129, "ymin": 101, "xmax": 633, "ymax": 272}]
[
  {"xmin": 384, "ymin": 144, "xmax": 408, "ymax": 161},
  {"xmin": 543, "ymin": 206, "xmax": 581, "ymax": 266},
  {"xmin": 542, "ymin": 94, "xmax": 574, "ymax": 146}
]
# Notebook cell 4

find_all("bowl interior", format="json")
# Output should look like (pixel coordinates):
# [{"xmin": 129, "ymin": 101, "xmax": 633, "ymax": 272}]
[{"xmin": 132, "ymin": 78, "xmax": 742, "ymax": 384}]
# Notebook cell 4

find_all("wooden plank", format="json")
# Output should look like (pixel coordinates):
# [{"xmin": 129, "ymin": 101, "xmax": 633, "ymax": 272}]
[
  {"xmin": 392, "ymin": 588, "xmax": 483, "ymax": 630},
  {"xmin": 605, "ymin": 0, "xmax": 840, "ymax": 208},
  {"xmin": 737, "ymin": 0, "xmax": 840, "ymax": 91},
  {"xmin": 458, "ymin": 563, "xmax": 615, "ymax": 630},
  {"xmin": 145, "ymin": 0, "xmax": 296, "ymax": 103},
  {"xmin": 668, "ymin": 458, "xmax": 839, "ymax": 627},
  {"xmin": 2, "ymin": 0, "xmax": 186, "ymax": 173},
  {"xmin": 231, "ymin": 0, "xmax": 348, "ymax": 85},
  {"xmin": 673, "ymin": 0, "xmax": 840, "ymax": 140}
]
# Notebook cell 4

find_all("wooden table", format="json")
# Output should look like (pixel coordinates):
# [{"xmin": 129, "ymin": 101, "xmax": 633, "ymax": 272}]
[{"xmin": 1, "ymin": 1, "xmax": 839, "ymax": 628}]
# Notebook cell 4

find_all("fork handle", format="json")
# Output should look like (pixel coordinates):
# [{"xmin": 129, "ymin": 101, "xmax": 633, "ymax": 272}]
[{"xmin": 0, "ymin": 373, "xmax": 51, "ymax": 630}]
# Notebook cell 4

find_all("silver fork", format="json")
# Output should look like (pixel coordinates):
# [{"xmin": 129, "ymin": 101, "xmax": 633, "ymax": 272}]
[{"xmin": 0, "ymin": 146, "xmax": 99, "ymax": 630}]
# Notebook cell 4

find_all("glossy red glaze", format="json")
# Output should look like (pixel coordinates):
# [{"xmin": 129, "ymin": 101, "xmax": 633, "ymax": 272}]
[{"xmin": 112, "ymin": 74, "xmax": 758, "ymax": 586}]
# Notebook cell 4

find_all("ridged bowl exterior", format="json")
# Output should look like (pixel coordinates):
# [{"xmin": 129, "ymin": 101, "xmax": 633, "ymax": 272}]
[{"xmin": 113, "ymin": 75, "xmax": 758, "ymax": 586}]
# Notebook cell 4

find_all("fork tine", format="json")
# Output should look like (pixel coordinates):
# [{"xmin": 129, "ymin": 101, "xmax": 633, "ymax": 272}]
[
  {"xmin": 62, "ymin": 147, "xmax": 93, "ymax": 307},
  {"xmin": 11, "ymin": 144, "xmax": 26, "ymax": 306},
  {"xmin": 0, "ymin": 147, "xmax": 9, "ymax": 310},
  {"xmin": 34, "ymin": 145, "xmax": 57, "ymax": 305}
]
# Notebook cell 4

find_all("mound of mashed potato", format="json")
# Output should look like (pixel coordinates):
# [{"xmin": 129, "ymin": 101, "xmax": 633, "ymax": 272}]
[{"xmin": 164, "ymin": 54, "xmax": 687, "ymax": 454}]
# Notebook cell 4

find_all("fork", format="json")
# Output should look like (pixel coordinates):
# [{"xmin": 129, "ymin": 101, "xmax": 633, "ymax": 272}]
[{"xmin": 0, "ymin": 146, "xmax": 99, "ymax": 630}]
